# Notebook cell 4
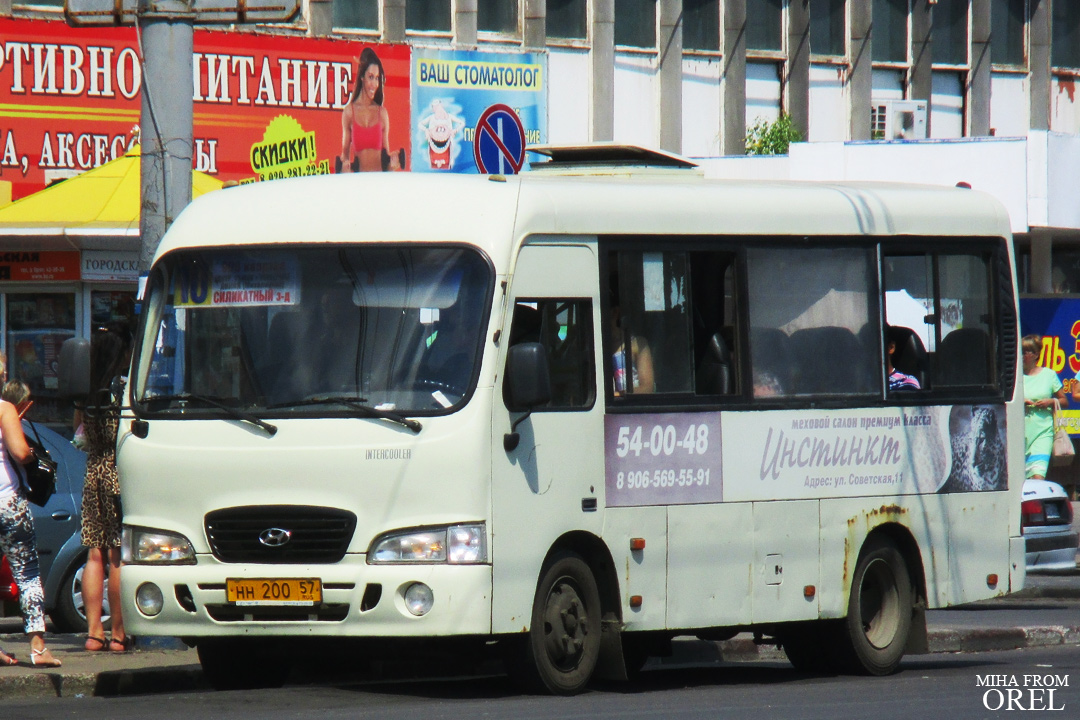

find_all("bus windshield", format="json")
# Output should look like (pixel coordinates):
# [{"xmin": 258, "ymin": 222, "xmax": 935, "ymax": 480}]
[{"xmin": 133, "ymin": 246, "xmax": 493, "ymax": 417}]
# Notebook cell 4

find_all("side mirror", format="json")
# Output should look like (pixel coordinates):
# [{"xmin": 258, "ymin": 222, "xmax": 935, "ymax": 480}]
[
  {"xmin": 57, "ymin": 337, "xmax": 91, "ymax": 398},
  {"xmin": 504, "ymin": 342, "xmax": 552, "ymax": 412},
  {"xmin": 503, "ymin": 343, "xmax": 551, "ymax": 451}
]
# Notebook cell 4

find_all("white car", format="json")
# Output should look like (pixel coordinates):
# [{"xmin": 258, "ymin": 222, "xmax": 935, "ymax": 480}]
[{"xmin": 1022, "ymin": 479, "xmax": 1078, "ymax": 571}]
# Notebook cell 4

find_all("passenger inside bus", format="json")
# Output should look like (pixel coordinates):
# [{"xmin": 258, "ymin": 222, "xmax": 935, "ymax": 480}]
[
  {"xmin": 609, "ymin": 301, "xmax": 654, "ymax": 396},
  {"xmin": 885, "ymin": 324, "xmax": 925, "ymax": 392}
]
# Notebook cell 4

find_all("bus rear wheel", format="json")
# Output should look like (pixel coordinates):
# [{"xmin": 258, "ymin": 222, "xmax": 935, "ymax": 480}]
[
  {"xmin": 840, "ymin": 538, "xmax": 913, "ymax": 675},
  {"xmin": 508, "ymin": 553, "xmax": 601, "ymax": 695}
]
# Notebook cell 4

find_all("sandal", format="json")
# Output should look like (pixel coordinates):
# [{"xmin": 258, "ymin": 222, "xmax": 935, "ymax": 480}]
[
  {"xmin": 0, "ymin": 649, "xmax": 16, "ymax": 666},
  {"xmin": 30, "ymin": 647, "xmax": 61, "ymax": 668},
  {"xmin": 109, "ymin": 635, "xmax": 135, "ymax": 653},
  {"xmin": 85, "ymin": 635, "xmax": 108, "ymax": 652}
]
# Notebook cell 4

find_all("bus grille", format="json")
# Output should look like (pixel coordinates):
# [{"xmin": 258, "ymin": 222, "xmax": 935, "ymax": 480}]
[{"xmin": 205, "ymin": 506, "xmax": 357, "ymax": 564}]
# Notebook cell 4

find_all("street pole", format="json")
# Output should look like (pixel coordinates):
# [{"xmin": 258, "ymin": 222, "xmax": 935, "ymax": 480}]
[{"xmin": 137, "ymin": 0, "xmax": 195, "ymax": 275}]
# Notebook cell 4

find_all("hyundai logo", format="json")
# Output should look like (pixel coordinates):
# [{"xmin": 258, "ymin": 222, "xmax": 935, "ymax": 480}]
[{"xmin": 258, "ymin": 527, "xmax": 293, "ymax": 547}]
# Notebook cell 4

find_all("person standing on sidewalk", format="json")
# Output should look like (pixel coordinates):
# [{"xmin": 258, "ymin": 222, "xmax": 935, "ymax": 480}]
[
  {"xmin": 0, "ymin": 363, "xmax": 60, "ymax": 667},
  {"xmin": 1023, "ymin": 334, "xmax": 1069, "ymax": 479},
  {"xmin": 81, "ymin": 325, "xmax": 133, "ymax": 653}
]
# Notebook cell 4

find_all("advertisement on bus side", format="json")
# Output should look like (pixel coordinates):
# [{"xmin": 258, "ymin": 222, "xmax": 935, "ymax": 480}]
[{"xmin": 605, "ymin": 405, "xmax": 1007, "ymax": 506}]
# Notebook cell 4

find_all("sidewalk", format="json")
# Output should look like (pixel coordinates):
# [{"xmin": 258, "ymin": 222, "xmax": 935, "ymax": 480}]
[{"xmin": 0, "ymin": 578, "xmax": 1076, "ymax": 699}]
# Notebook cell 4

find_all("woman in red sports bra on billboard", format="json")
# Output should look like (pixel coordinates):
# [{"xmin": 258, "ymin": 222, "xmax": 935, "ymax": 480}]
[{"xmin": 339, "ymin": 48, "xmax": 404, "ymax": 173}]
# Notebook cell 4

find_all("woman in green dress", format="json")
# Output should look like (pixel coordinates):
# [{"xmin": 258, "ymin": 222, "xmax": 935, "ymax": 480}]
[{"xmin": 1022, "ymin": 334, "xmax": 1069, "ymax": 479}]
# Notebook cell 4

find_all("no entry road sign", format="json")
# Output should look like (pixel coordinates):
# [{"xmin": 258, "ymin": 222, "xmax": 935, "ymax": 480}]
[{"xmin": 473, "ymin": 104, "xmax": 526, "ymax": 175}]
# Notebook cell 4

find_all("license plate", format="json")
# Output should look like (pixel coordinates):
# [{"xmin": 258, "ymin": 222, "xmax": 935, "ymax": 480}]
[{"xmin": 226, "ymin": 578, "xmax": 322, "ymax": 606}]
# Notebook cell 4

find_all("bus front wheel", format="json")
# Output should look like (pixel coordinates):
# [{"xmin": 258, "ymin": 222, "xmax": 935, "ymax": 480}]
[
  {"xmin": 841, "ymin": 538, "xmax": 913, "ymax": 675},
  {"xmin": 508, "ymin": 552, "xmax": 602, "ymax": 695}
]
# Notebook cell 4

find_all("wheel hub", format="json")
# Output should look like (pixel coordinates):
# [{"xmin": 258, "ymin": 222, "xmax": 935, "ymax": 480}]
[
  {"xmin": 542, "ymin": 581, "xmax": 590, "ymax": 668},
  {"xmin": 860, "ymin": 557, "xmax": 900, "ymax": 649}
]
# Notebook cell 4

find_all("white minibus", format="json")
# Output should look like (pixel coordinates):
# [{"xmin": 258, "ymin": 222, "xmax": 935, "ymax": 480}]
[{"xmin": 110, "ymin": 146, "xmax": 1024, "ymax": 693}]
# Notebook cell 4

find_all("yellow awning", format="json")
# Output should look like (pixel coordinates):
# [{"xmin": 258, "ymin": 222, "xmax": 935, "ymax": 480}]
[{"xmin": 0, "ymin": 144, "xmax": 223, "ymax": 239}]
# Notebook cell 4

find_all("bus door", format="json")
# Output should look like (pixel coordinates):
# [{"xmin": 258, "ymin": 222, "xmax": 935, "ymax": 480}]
[{"xmin": 491, "ymin": 243, "xmax": 605, "ymax": 633}]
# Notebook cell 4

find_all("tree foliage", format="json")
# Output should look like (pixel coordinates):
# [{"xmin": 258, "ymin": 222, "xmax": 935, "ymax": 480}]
[{"xmin": 744, "ymin": 114, "xmax": 802, "ymax": 155}]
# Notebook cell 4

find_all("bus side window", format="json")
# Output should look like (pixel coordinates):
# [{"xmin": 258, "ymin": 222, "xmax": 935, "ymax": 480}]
[
  {"xmin": 505, "ymin": 299, "xmax": 595, "ymax": 410},
  {"xmin": 884, "ymin": 249, "xmax": 999, "ymax": 391},
  {"xmin": 746, "ymin": 245, "xmax": 878, "ymax": 397},
  {"xmin": 608, "ymin": 248, "xmax": 740, "ymax": 398}
]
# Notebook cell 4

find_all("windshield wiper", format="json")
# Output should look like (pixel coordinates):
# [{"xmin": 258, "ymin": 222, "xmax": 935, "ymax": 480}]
[
  {"xmin": 272, "ymin": 395, "xmax": 422, "ymax": 434},
  {"xmin": 139, "ymin": 393, "xmax": 278, "ymax": 437}
]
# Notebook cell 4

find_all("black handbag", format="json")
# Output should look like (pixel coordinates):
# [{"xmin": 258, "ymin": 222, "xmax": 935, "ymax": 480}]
[{"xmin": 11, "ymin": 422, "xmax": 57, "ymax": 507}]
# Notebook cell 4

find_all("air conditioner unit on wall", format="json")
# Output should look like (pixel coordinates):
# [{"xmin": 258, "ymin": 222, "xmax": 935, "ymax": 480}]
[{"xmin": 871, "ymin": 99, "xmax": 928, "ymax": 140}]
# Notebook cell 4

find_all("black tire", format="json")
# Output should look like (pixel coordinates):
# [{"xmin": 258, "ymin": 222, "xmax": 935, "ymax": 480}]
[
  {"xmin": 838, "ymin": 538, "xmax": 913, "ymax": 675},
  {"xmin": 198, "ymin": 638, "xmax": 291, "ymax": 691},
  {"xmin": 50, "ymin": 555, "xmax": 110, "ymax": 634},
  {"xmin": 507, "ymin": 553, "xmax": 602, "ymax": 695}
]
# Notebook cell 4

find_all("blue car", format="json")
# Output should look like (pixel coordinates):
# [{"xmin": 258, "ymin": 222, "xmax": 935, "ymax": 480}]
[{"xmin": 0, "ymin": 422, "xmax": 106, "ymax": 633}]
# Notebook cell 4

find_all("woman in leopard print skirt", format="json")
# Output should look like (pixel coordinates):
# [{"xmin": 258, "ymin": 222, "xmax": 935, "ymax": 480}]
[
  {"xmin": 0, "ymin": 371, "xmax": 61, "ymax": 667},
  {"xmin": 81, "ymin": 326, "xmax": 132, "ymax": 653}
]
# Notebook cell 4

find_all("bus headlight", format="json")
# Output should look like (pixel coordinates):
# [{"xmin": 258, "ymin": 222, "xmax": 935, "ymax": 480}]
[
  {"xmin": 369, "ymin": 523, "xmax": 486, "ymax": 564},
  {"xmin": 122, "ymin": 526, "xmax": 197, "ymax": 565}
]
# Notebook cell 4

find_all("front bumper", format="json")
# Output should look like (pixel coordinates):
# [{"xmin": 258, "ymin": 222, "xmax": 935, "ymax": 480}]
[{"xmin": 121, "ymin": 554, "xmax": 493, "ymax": 638}]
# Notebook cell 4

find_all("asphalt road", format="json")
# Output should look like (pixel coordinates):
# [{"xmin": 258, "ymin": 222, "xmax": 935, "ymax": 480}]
[{"xmin": 5, "ymin": 643, "xmax": 1077, "ymax": 720}]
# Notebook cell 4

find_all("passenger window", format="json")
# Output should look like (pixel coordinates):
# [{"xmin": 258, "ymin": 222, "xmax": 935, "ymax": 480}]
[
  {"xmin": 505, "ymin": 299, "xmax": 595, "ymax": 410},
  {"xmin": 606, "ymin": 248, "xmax": 739, "ymax": 399},
  {"xmin": 746, "ymin": 246, "xmax": 878, "ymax": 397},
  {"xmin": 884, "ymin": 250, "xmax": 999, "ymax": 390}
]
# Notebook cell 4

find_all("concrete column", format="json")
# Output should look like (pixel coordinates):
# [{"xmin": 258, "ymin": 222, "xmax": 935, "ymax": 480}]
[
  {"xmin": 1030, "ymin": 0, "xmax": 1051, "ymax": 131},
  {"xmin": 910, "ymin": 0, "xmax": 932, "ymax": 108},
  {"xmin": 383, "ymin": 0, "xmax": 406, "ymax": 43},
  {"xmin": 1031, "ymin": 229, "xmax": 1054, "ymax": 295},
  {"xmin": 456, "ymin": 0, "xmax": 479, "ymax": 47},
  {"xmin": 306, "ymin": 0, "xmax": 332, "ymax": 37},
  {"xmin": 137, "ymin": 3, "xmax": 194, "ymax": 274},
  {"xmin": 591, "ymin": 0, "xmax": 615, "ymax": 141},
  {"xmin": 968, "ymin": 0, "xmax": 991, "ymax": 137},
  {"xmin": 523, "ymin": 0, "xmax": 546, "ymax": 49},
  {"xmin": 658, "ymin": 0, "xmax": 683, "ymax": 152},
  {"xmin": 720, "ymin": 0, "xmax": 746, "ymax": 155},
  {"xmin": 848, "ymin": 0, "xmax": 872, "ymax": 140},
  {"xmin": 786, "ymin": 0, "xmax": 809, "ymax": 139}
]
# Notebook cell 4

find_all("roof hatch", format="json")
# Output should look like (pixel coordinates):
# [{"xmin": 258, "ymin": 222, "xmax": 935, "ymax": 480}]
[{"xmin": 525, "ymin": 143, "xmax": 701, "ymax": 175}]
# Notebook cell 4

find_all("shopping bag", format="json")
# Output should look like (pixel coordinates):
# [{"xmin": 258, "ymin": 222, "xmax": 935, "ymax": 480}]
[{"xmin": 1051, "ymin": 400, "xmax": 1075, "ymax": 467}]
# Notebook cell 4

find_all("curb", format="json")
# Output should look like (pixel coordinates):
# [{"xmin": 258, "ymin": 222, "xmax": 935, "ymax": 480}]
[
  {"xmin": 660, "ymin": 625, "xmax": 1080, "ymax": 665},
  {"xmin": 1009, "ymin": 587, "xmax": 1080, "ymax": 600},
  {"xmin": 1, "ymin": 625, "xmax": 1078, "ymax": 699},
  {"xmin": 0, "ymin": 666, "xmax": 206, "ymax": 700}
]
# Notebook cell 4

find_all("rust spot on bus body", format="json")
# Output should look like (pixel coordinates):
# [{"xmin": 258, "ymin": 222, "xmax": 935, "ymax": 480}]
[{"xmin": 843, "ymin": 505, "xmax": 909, "ymax": 586}]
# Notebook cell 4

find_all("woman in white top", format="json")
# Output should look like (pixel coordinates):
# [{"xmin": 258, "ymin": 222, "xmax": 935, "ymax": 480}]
[{"xmin": 0, "ymin": 389, "xmax": 60, "ymax": 667}]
